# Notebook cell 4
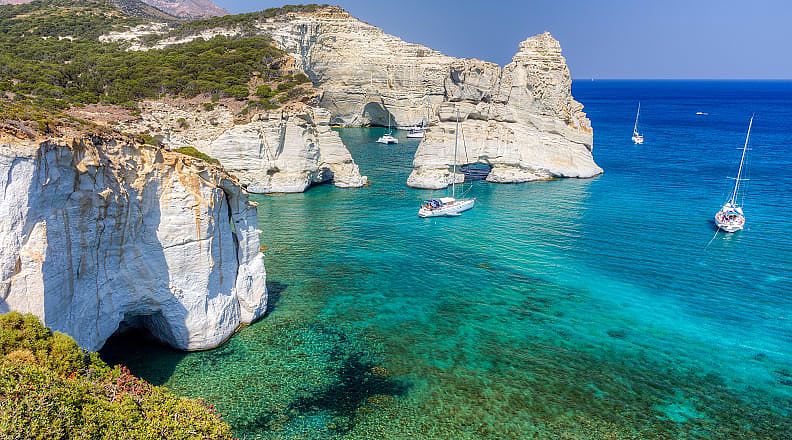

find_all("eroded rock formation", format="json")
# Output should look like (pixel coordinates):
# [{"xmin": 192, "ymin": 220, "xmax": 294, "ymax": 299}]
[
  {"xmin": 0, "ymin": 134, "xmax": 267, "ymax": 351},
  {"xmin": 409, "ymin": 34, "xmax": 601, "ymax": 188},
  {"xmin": 125, "ymin": 102, "xmax": 367, "ymax": 193},
  {"xmin": 254, "ymin": 8, "xmax": 601, "ymax": 188}
]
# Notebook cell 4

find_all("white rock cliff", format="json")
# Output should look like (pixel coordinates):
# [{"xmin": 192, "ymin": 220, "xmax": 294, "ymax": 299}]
[
  {"xmin": 254, "ymin": 8, "xmax": 601, "ymax": 188},
  {"xmin": 0, "ymin": 134, "xmax": 267, "ymax": 351},
  {"xmin": 126, "ymin": 102, "xmax": 367, "ymax": 193},
  {"xmin": 409, "ymin": 34, "xmax": 601, "ymax": 188}
]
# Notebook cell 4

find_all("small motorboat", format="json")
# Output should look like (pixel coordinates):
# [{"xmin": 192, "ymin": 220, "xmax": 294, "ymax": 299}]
[{"xmin": 406, "ymin": 127, "xmax": 424, "ymax": 139}]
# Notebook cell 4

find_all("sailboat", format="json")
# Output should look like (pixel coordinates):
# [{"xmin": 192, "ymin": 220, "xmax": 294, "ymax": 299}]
[
  {"xmin": 418, "ymin": 109, "xmax": 476, "ymax": 218},
  {"xmin": 632, "ymin": 102, "xmax": 644, "ymax": 144},
  {"xmin": 407, "ymin": 99, "xmax": 429, "ymax": 139},
  {"xmin": 714, "ymin": 115, "xmax": 753, "ymax": 233},
  {"xmin": 406, "ymin": 121, "xmax": 425, "ymax": 139},
  {"xmin": 376, "ymin": 113, "xmax": 398, "ymax": 144}
]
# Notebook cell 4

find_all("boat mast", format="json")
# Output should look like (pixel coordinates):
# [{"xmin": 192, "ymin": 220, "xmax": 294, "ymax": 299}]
[
  {"xmin": 633, "ymin": 102, "xmax": 640, "ymax": 134},
  {"xmin": 425, "ymin": 97, "xmax": 430, "ymax": 127},
  {"xmin": 452, "ymin": 108, "xmax": 459, "ymax": 199},
  {"xmin": 730, "ymin": 114, "xmax": 753, "ymax": 205}
]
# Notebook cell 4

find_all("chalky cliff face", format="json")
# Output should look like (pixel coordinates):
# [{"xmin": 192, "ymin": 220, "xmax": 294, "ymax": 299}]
[
  {"xmin": 256, "ymin": 8, "xmax": 602, "ymax": 187},
  {"xmin": 0, "ymin": 135, "xmax": 267, "ymax": 351},
  {"xmin": 409, "ymin": 34, "xmax": 601, "ymax": 188},
  {"xmin": 126, "ymin": 102, "xmax": 367, "ymax": 194}
]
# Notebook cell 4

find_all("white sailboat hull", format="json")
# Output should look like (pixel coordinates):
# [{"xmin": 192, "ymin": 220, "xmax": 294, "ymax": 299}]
[
  {"xmin": 418, "ymin": 198, "xmax": 476, "ymax": 218},
  {"xmin": 406, "ymin": 131, "xmax": 425, "ymax": 139},
  {"xmin": 632, "ymin": 134, "xmax": 644, "ymax": 144},
  {"xmin": 376, "ymin": 135, "xmax": 398, "ymax": 144},
  {"xmin": 715, "ymin": 211, "xmax": 745, "ymax": 233}
]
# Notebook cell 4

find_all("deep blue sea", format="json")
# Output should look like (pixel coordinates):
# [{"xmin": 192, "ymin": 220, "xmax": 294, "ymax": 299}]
[{"xmin": 103, "ymin": 81, "xmax": 792, "ymax": 439}]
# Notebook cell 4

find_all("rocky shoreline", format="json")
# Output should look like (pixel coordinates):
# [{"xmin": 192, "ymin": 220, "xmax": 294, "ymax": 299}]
[{"xmin": 104, "ymin": 5, "xmax": 601, "ymax": 192}]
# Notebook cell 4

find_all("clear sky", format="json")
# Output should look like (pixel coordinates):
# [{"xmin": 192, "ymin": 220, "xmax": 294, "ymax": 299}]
[{"xmin": 213, "ymin": 0, "xmax": 792, "ymax": 79}]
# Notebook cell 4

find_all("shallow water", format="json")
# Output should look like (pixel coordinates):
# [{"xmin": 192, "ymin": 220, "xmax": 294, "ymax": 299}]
[{"xmin": 102, "ymin": 81, "xmax": 792, "ymax": 439}]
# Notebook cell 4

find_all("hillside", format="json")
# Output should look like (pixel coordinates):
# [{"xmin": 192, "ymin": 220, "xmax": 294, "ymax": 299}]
[
  {"xmin": 142, "ymin": 0, "xmax": 227, "ymax": 18},
  {"xmin": 0, "ymin": 312, "xmax": 234, "ymax": 438},
  {"xmin": 0, "ymin": 0, "xmax": 317, "ymax": 136},
  {"xmin": 0, "ymin": 0, "xmax": 226, "ymax": 18}
]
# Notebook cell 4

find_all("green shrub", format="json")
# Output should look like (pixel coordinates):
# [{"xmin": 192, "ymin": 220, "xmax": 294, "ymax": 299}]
[
  {"xmin": 255, "ymin": 84, "xmax": 274, "ymax": 98},
  {"xmin": 223, "ymin": 85, "xmax": 250, "ymax": 101},
  {"xmin": 245, "ymin": 99, "xmax": 280, "ymax": 113},
  {"xmin": 284, "ymin": 86, "xmax": 307, "ymax": 101},
  {"xmin": 0, "ymin": 312, "xmax": 233, "ymax": 439},
  {"xmin": 291, "ymin": 73, "xmax": 311, "ymax": 84},
  {"xmin": 175, "ymin": 146, "xmax": 220, "ymax": 165},
  {"xmin": 275, "ymin": 81, "xmax": 294, "ymax": 93},
  {"xmin": 137, "ymin": 133, "xmax": 161, "ymax": 146}
]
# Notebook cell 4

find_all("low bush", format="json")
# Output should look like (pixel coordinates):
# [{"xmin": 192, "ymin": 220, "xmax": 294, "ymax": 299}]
[
  {"xmin": 0, "ymin": 312, "xmax": 233, "ymax": 439},
  {"xmin": 175, "ymin": 146, "xmax": 220, "ymax": 165}
]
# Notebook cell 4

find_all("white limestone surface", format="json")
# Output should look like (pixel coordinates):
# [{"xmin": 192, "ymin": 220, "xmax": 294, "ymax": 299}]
[
  {"xmin": 127, "ymin": 102, "xmax": 367, "ymax": 193},
  {"xmin": 253, "ymin": 8, "xmax": 602, "ymax": 188},
  {"xmin": 0, "ymin": 135, "xmax": 267, "ymax": 351}
]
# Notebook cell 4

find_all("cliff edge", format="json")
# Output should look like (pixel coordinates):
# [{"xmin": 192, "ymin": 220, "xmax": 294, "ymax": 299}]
[{"xmin": 0, "ymin": 133, "xmax": 267, "ymax": 351}]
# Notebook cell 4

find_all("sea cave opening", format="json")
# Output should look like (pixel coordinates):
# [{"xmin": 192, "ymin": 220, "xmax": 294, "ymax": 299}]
[
  {"xmin": 460, "ymin": 162, "xmax": 492, "ymax": 181},
  {"xmin": 361, "ymin": 102, "xmax": 395, "ymax": 127},
  {"xmin": 99, "ymin": 311, "xmax": 183, "ymax": 384}
]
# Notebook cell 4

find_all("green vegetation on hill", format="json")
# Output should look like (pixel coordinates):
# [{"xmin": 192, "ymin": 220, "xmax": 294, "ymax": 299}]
[
  {"xmin": 0, "ymin": 0, "xmax": 146, "ymax": 39},
  {"xmin": 0, "ymin": 312, "xmax": 233, "ymax": 439},
  {"xmin": 151, "ymin": 4, "xmax": 328, "ymax": 40},
  {"xmin": 175, "ymin": 146, "xmax": 219, "ymax": 164},
  {"xmin": 0, "ymin": 0, "xmax": 287, "ymax": 111}
]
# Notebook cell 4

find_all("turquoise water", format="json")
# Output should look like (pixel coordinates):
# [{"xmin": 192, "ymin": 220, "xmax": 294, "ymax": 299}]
[{"xmin": 102, "ymin": 81, "xmax": 792, "ymax": 439}]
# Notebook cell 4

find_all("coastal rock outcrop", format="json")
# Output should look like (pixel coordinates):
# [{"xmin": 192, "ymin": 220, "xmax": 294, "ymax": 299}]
[
  {"xmin": 409, "ymin": 34, "xmax": 601, "ymax": 188},
  {"xmin": 125, "ymin": 102, "xmax": 367, "ymax": 193},
  {"xmin": 0, "ymin": 134, "xmax": 267, "ymax": 351},
  {"xmin": 254, "ymin": 8, "xmax": 601, "ymax": 187}
]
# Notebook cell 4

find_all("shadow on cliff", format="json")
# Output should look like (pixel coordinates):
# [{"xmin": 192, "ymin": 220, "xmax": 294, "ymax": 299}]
[{"xmin": 362, "ymin": 102, "xmax": 395, "ymax": 127}]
